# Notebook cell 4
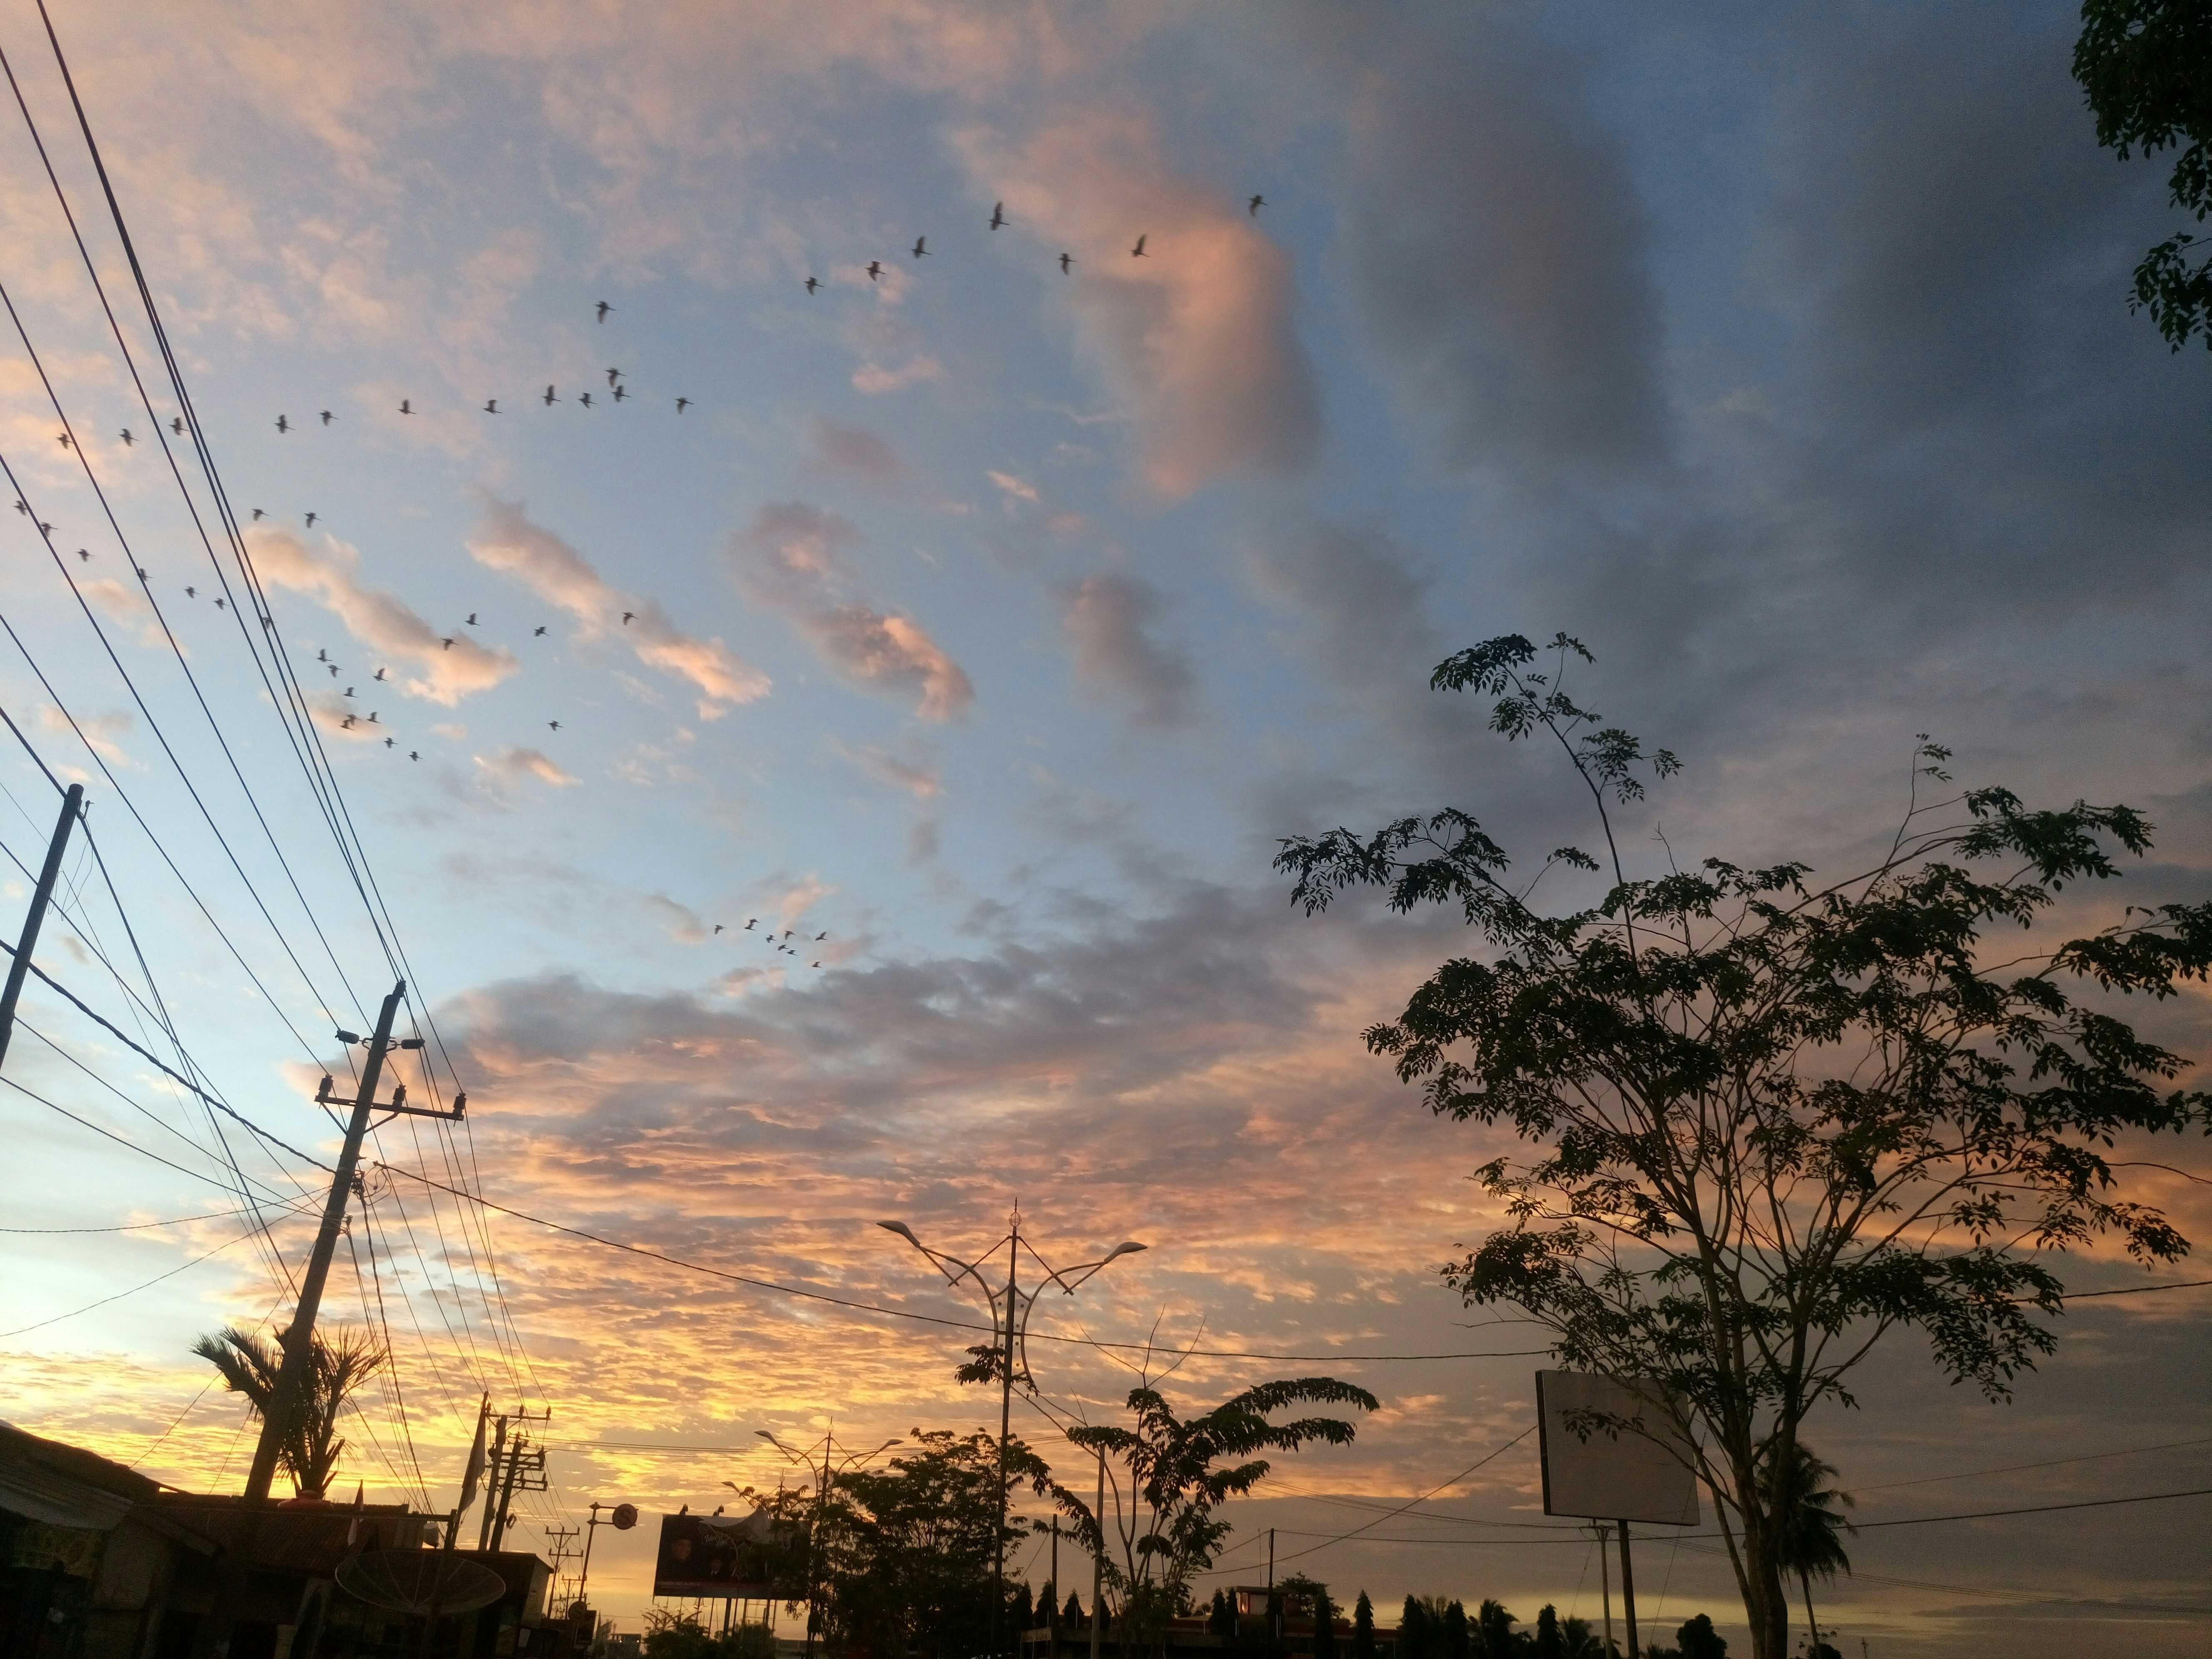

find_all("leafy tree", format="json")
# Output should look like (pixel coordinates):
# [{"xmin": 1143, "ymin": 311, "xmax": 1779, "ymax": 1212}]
[
  {"xmin": 1353, "ymin": 1592, "xmax": 1377, "ymax": 1659},
  {"xmin": 1277, "ymin": 635, "xmax": 2210, "ymax": 1659},
  {"xmin": 1012, "ymin": 1581, "xmax": 1036, "ymax": 1634},
  {"xmin": 192, "ymin": 1323, "xmax": 384, "ymax": 1497},
  {"xmin": 1559, "ymin": 1615, "xmax": 1599, "ymax": 1659},
  {"xmin": 1049, "ymin": 1378, "xmax": 1376, "ymax": 1652},
  {"xmin": 1400, "ymin": 1596, "xmax": 1433, "ymax": 1659},
  {"xmin": 1471, "ymin": 1600, "xmax": 1511, "ymax": 1659},
  {"xmin": 1765, "ymin": 1445, "xmax": 1852, "ymax": 1659},
  {"xmin": 1675, "ymin": 1614, "xmax": 1728, "ymax": 1659},
  {"xmin": 1064, "ymin": 1592, "xmax": 1084, "ymax": 1628},
  {"xmin": 1534, "ymin": 1604, "xmax": 1564, "ymax": 1659},
  {"xmin": 2074, "ymin": 0, "xmax": 2212, "ymax": 350},
  {"xmin": 1210, "ymin": 1589, "xmax": 1238, "ymax": 1642},
  {"xmin": 1279, "ymin": 1578, "xmax": 1338, "ymax": 1659}
]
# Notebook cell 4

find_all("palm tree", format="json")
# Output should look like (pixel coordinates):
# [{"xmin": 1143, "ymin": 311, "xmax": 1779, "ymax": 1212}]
[
  {"xmin": 193, "ymin": 1323, "xmax": 385, "ymax": 1497},
  {"xmin": 1764, "ymin": 1442, "xmax": 1854, "ymax": 1658}
]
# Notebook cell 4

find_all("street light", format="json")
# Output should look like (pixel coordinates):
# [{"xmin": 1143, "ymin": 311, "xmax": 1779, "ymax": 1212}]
[
  {"xmin": 749, "ymin": 1426, "xmax": 902, "ymax": 1656},
  {"xmin": 875, "ymin": 1208, "xmax": 1147, "ymax": 1659}
]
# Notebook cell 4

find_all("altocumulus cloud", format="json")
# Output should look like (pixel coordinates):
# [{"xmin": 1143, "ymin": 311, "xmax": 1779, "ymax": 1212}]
[
  {"xmin": 1062, "ymin": 573, "xmax": 1195, "ymax": 729},
  {"xmin": 733, "ymin": 502, "xmax": 974, "ymax": 721},
  {"xmin": 468, "ymin": 496, "xmax": 770, "ymax": 717}
]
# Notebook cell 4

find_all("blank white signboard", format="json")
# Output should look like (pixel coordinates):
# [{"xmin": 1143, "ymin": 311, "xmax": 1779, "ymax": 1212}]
[{"xmin": 1535, "ymin": 1371, "xmax": 1700, "ymax": 1526}]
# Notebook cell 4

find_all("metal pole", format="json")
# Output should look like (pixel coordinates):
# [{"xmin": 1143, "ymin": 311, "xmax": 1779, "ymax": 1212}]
[
  {"xmin": 576, "ymin": 1505, "xmax": 602, "ymax": 1613},
  {"xmin": 1267, "ymin": 1529, "xmax": 1277, "ymax": 1653},
  {"xmin": 490, "ymin": 1432, "xmax": 525, "ymax": 1548},
  {"xmin": 245, "ymin": 981, "xmax": 407, "ymax": 1500},
  {"xmin": 0, "ymin": 782, "xmax": 81, "ymax": 1073},
  {"xmin": 477, "ymin": 1417, "xmax": 510, "ymax": 1549},
  {"xmin": 1598, "ymin": 1524, "xmax": 1614, "ymax": 1658},
  {"xmin": 1089, "ymin": 1452, "xmax": 1104, "ymax": 1659},
  {"xmin": 996, "ymin": 1223, "xmax": 1018, "ymax": 1659},
  {"xmin": 1050, "ymin": 1519, "xmax": 1059, "ymax": 1647},
  {"xmin": 1617, "ymin": 1521, "xmax": 1638, "ymax": 1659}
]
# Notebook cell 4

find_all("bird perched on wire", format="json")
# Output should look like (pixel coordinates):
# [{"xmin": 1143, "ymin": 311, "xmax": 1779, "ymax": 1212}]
[
  {"xmin": 596, "ymin": 300, "xmax": 613, "ymax": 322},
  {"xmin": 911, "ymin": 235, "xmax": 929, "ymax": 258},
  {"xmin": 320, "ymin": 410, "xmax": 334, "ymax": 426},
  {"xmin": 1248, "ymin": 194, "xmax": 1266, "ymax": 216},
  {"xmin": 275, "ymin": 414, "xmax": 290, "ymax": 433},
  {"xmin": 1131, "ymin": 234, "xmax": 1147, "ymax": 257},
  {"xmin": 990, "ymin": 202, "xmax": 1007, "ymax": 230}
]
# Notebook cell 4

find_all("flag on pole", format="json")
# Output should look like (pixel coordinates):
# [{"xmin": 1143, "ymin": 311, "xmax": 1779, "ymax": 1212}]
[{"xmin": 457, "ymin": 1394, "xmax": 491, "ymax": 1515}]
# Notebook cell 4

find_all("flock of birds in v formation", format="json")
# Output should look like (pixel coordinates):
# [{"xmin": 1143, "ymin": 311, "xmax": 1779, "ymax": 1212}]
[{"xmin": 20, "ymin": 196, "xmax": 1272, "ymax": 971}]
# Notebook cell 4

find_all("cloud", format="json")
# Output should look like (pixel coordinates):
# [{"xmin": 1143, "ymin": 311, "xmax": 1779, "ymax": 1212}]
[
  {"xmin": 850, "ymin": 355, "xmax": 943, "ymax": 395},
  {"xmin": 645, "ymin": 894, "xmax": 710, "ymax": 944},
  {"xmin": 986, "ymin": 470, "xmax": 1040, "ymax": 510},
  {"xmin": 39, "ymin": 705, "xmax": 132, "ymax": 768},
  {"xmin": 837, "ymin": 744, "xmax": 942, "ymax": 800},
  {"xmin": 307, "ymin": 693, "xmax": 383, "ymax": 742},
  {"xmin": 475, "ymin": 746, "xmax": 578, "ymax": 788},
  {"xmin": 732, "ymin": 503, "xmax": 974, "ymax": 721},
  {"xmin": 248, "ymin": 527, "xmax": 517, "ymax": 705},
  {"xmin": 955, "ymin": 111, "xmax": 1321, "ymax": 499},
  {"xmin": 468, "ymin": 497, "xmax": 770, "ymax": 717},
  {"xmin": 804, "ymin": 417, "xmax": 908, "ymax": 487},
  {"xmin": 1337, "ymin": 22, "xmax": 1667, "ymax": 478},
  {"xmin": 1061, "ymin": 573, "xmax": 1195, "ymax": 729}
]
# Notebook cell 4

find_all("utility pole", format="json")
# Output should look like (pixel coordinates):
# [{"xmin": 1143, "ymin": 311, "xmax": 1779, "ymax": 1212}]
[
  {"xmin": 1049, "ymin": 1518, "xmax": 1059, "ymax": 1647},
  {"xmin": 999, "ymin": 1224, "xmax": 1019, "ymax": 1659},
  {"xmin": 244, "ymin": 981, "xmax": 465, "ymax": 1500},
  {"xmin": 1089, "ymin": 1452, "xmax": 1104, "ymax": 1659},
  {"xmin": 476, "ymin": 1416, "xmax": 511, "ymax": 1549},
  {"xmin": 544, "ymin": 1525, "xmax": 580, "ymax": 1606},
  {"xmin": 1617, "ymin": 1520, "xmax": 1639, "ymax": 1659},
  {"xmin": 477, "ymin": 1406, "xmax": 553, "ymax": 1548},
  {"xmin": 1597, "ymin": 1523, "xmax": 1614, "ymax": 1658},
  {"xmin": 0, "ymin": 782, "xmax": 82, "ymax": 1074}
]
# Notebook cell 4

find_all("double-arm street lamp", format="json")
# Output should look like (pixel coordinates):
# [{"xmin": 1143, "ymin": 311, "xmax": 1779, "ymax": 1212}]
[
  {"xmin": 877, "ymin": 1208, "xmax": 1146, "ymax": 1659},
  {"xmin": 739, "ymin": 1427, "xmax": 902, "ymax": 1655}
]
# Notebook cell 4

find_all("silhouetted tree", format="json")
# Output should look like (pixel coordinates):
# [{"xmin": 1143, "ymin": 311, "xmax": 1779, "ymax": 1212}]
[
  {"xmin": 1353, "ymin": 1592, "xmax": 1377, "ymax": 1659},
  {"xmin": 1400, "ymin": 1597, "xmax": 1433, "ymax": 1659},
  {"xmin": 1441, "ymin": 1600, "xmax": 1471, "ymax": 1659},
  {"xmin": 1064, "ymin": 1592, "xmax": 1084, "ymax": 1628},
  {"xmin": 1675, "ymin": 1615, "xmax": 1727, "ymax": 1659},
  {"xmin": 1765, "ymin": 1444, "xmax": 1853, "ymax": 1659},
  {"xmin": 1311, "ymin": 1584, "xmax": 1339, "ymax": 1659},
  {"xmin": 1534, "ymin": 1604, "xmax": 1564, "ymax": 1659},
  {"xmin": 1472, "ymin": 1601, "xmax": 1512, "ymax": 1659},
  {"xmin": 192, "ymin": 1323, "xmax": 384, "ymax": 1497},
  {"xmin": 1012, "ymin": 1582, "xmax": 1036, "ymax": 1634},
  {"xmin": 1278, "ymin": 634, "xmax": 2212, "ymax": 1659},
  {"xmin": 1210, "ymin": 1590, "xmax": 1237, "ymax": 1642}
]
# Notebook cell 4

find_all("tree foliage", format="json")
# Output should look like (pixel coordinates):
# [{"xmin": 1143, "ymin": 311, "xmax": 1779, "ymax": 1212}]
[
  {"xmin": 1277, "ymin": 634, "xmax": 2210, "ymax": 1659},
  {"xmin": 192, "ymin": 1323, "xmax": 384, "ymax": 1497},
  {"xmin": 2075, "ymin": 0, "xmax": 2212, "ymax": 350}
]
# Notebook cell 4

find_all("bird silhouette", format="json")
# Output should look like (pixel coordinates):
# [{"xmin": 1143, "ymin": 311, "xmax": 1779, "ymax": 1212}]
[
  {"xmin": 374, "ymin": 667, "xmax": 387, "ymax": 681},
  {"xmin": 911, "ymin": 235, "xmax": 929, "ymax": 258},
  {"xmin": 713, "ymin": 924, "xmax": 725, "ymax": 934},
  {"xmin": 675, "ymin": 397, "xmax": 690, "ymax": 414},
  {"xmin": 596, "ymin": 300, "xmax": 613, "ymax": 322},
  {"xmin": 36, "ymin": 522, "xmax": 50, "ymax": 536},
  {"xmin": 409, "ymin": 750, "xmax": 420, "ymax": 761},
  {"xmin": 543, "ymin": 386, "xmax": 558, "ymax": 406},
  {"xmin": 1059, "ymin": 252, "xmax": 1073, "ymax": 274},
  {"xmin": 328, "ymin": 665, "xmax": 339, "ymax": 677},
  {"xmin": 483, "ymin": 399, "xmax": 499, "ymax": 414},
  {"xmin": 677, "ymin": 1505, "xmax": 688, "ymax": 1516},
  {"xmin": 465, "ymin": 613, "xmax": 478, "ymax": 626},
  {"xmin": 804, "ymin": 276, "xmax": 820, "ymax": 294},
  {"xmin": 548, "ymin": 720, "xmax": 561, "ymax": 731},
  {"xmin": 384, "ymin": 737, "xmax": 395, "ymax": 748},
  {"xmin": 341, "ymin": 715, "xmax": 355, "ymax": 729},
  {"xmin": 1131, "ymin": 234, "xmax": 1147, "ymax": 257},
  {"xmin": 252, "ymin": 508, "xmax": 265, "ymax": 521},
  {"xmin": 580, "ymin": 391, "xmax": 595, "ymax": 409},
  {"xmin": 815, "ymin": 931, "xmax": 827, "ymax": 941},
  {"xmin": 782, "ymin": 929, "xmax": 793, "ymax": 939},
  {"xmin": 185, "ymin": 586, "xmax": 197, "ymax": 598},
  {"xmin": 368, "ymin": 711, "xmax": 379, "ymax": 723},
  {"xmin": 441, "ymin": 638, "xmax": 454, "ymax": 650},
  {"xmin": 120, "ymin": 428, "xmax": 133, "ymax": 446},
  {"xmin": 1248, "ymin": 194, "xmax": 1266, "ymax": 216},
  {"xmin": 613, "ymin": 384, "xmax": 628, "ymax": 401},
  {"xmin": 170, "ymin": 417, "xmax": 184, "ymax": 435},
  {"xmin": 606, "ymin": 368, "xmax": 621, "ymax": 386},
  {"xmin": 318, "ymin": 649, "xmax": 329, "ymax": 663},
  {"xmin": 344, "ymin": 685, "xmax": 355, "ymax": 697},
  {"xmin": 214, "ymin": 597, "xmax": 227, "ymax": 610},
  {"xmin": 57, "ymin": 433, "xmax": 70, "ymax": 449},
  {"xmin": 810, "ymin": 960, "xmax": 820, "ymax": 969},
  {"xmin": 533, "ymin": 625, "xmax": 547, "ymax": 636},
  {"xmin": 275, "ymin": 414, "xmax": 290, "ymax": 433},
  {"xmin": 989, "ymin": 202, "xmax": 1007, "ymax": 230},
  {"xmin": 320, "ymin": 410, "xmax": 334, "ymax": 426},
  {"xmin": 621, "ymin": 611, "xmax": 635, "ymax": 625},
  {"xmin": 399, "ymin": 399, "xmax": 413, "ymax": 415},
  {"xmin": 867, "ymin": 260, "xmax": 884, "ymax": 281},
  {"xmin": 75, "ymin": 548, "xmax": 89, "ymax": 562},
  {"xmin": 305, "ymin": 512, "xmax": 319, "ymax": 528},
  {"xmin": 744, "ymin": 919, "xmax": 757, "ymax": 930}
]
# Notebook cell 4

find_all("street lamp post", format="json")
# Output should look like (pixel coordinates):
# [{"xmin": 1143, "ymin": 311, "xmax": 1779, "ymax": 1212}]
[
  {"xmin": 877, "ymin": 1208, "xmax": 1146, "ymax": 1659},
  {"xmin": 751, "ymin": 1427, "xmax": 901, "ymax": 1657}
]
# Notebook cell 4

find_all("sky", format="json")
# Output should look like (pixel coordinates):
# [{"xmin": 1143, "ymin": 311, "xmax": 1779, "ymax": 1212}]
[{"xmin": 0, "ymin": 2, "xmax": 2207, "ymax": 1654}]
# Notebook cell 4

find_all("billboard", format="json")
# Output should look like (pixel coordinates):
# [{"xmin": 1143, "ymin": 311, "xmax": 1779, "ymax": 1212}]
[
  {"xmin": 651, "ymin": 1510, "xmax": 805, "ymax": 1600},
  {"xmin": 1534, "ymin": 1371, "xmax": 1699, "ymax": 1527}
]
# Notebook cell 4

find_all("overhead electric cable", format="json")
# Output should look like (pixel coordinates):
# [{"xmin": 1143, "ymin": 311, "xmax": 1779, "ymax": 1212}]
[{"xmin": 0, "ymin": 1214, "xmax": 267, "ymax": 1337}]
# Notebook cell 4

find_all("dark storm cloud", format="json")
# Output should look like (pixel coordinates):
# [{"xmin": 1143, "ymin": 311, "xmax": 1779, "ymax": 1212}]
[
  {"xmin": 1338, "ymin": 21, "xmax": 1667, "ymax": 479},
  {"xmin": 1060, "ymin": 573, "xmax": 1196, "ymax": 729}
]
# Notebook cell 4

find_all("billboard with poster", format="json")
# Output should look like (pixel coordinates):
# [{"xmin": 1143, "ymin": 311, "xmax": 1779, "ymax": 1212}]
[
  {"xmin": 651, "ymin": 1510, "xmax": 805, "ymax": 1599},
  {"xmin": 1534, "ymin": 1371, "xmax": 1699, "ymax": 1527}
]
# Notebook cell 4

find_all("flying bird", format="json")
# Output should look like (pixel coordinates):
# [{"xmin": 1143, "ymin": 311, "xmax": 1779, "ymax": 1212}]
[
  {"xmin": 384, "ymin": 737, "xmax": 395, "ymax": 748},
  {"xmin": 252, "ymin": 508, "xmax": 265, "ymax": 521},
  {"xmin": 1131, "ymin": 234, "xmax": 1147, "ymax": 257},
  {"xmin": 867, "ymin": 260, "xmax": 884, "ymax": 281},
  {"xmin": 317, "ymin": 649, "xmax": 329, "ymax": 663},
  {"xmin": 989, "ymin": 202, "xmax": 1006, "ymax": 230},
  {"xmin": 275, "ymin": 414, "xmax": 290, "ymax": 433},
  {"xmin": 36, "ymin": 522, "xmax": 50, "ymax": 536},
  {"xmin": 612, "ymin": 384, "xmax": 628, "ymax": 401},
  {"xmin": 441, "ymin": 637, "xmax": 454, "ymax": 650},
  {"xmin": 804, "ymin": 276, "xmax": 819, "ymax": 294},
  {"xmin": 810, "ymin": 961, "xmax": 820, "ymax": 969},
  {"xmin": 75, "ymin": 548, "xmax": 89, "ymax": 562},
  {"xmin": 675, "ymin": 397, "xmax": 689, "ymax": 414},
  {"xmin": 57, "ymin": 433, "xmax": 70, "ymax": 449},
  {"xmin": 596, "ymin": 300, "xmax": 613, "ymax": 322},
  {"xmin": 483, "ymin": 399, "xmax": 499, "ymax": 414},
  {"xmin": 465, "ymin": 613, "xmax": 478, "ymax": 626},
  {"xmin": 815, "ymin": 931, "xmax": 827, "ymax": 941},
  {"xmin": 185, "ymin": 586, "xmax": 197, "ymax": 598},
  {"xmin": 409, "ymin": 751, "xmax": 420, "ymax": 761},
  {"xmin": 548, "ymin": 720, "xmax": 561, "ymax": 731},
  {"xmin": 319, "ymin": 410, "xmax": 334, "ymax": 426},
  {"xmin": 606, "ymin": 368, "xmax": 621, "ymax": 386},
  {"xmin": 305, "ymin": 512, "xmax": 319, "ymax": 527},
  {"xmin": 341, "ymin": 715, "xmax": 355, "ymax": 729},
  {"xmin": 214, "ymin": 597, "xmax": 227, "ymax": 610},
  {"xmin": 543, "ymin": 386, "xmax": 558, "ymax": 406},
  {"xmin": 713, "ymin": 924, "xmax": 724, "ymax": 934},
  {"xmin": 368, "ymin": 711, "xmax": 379, "ymax": 723},
  {"xmin": 621, "ymin": 611, "xmax": 635, "ymax": 625},
  {"xmin": 911, "ymin": 236, "xmax": 929, "ymax": 258},
  {"xmin": 1248, "ymin": 194, "xmax": 1266, "ymax": 216},
  {"xmin": 399, "ymin": 399, "xmax": 413, "ymax": 415},
  {"xmin": 344, "ymin": 685, "xmax": 354, "ymax": 697},
  {"xmin": 744, "ymin": 919, "xmax": 757, "ymax": 930},
  {"xmin": 328, "ymin": 664, "xmax": 339, "ymax": 677},
  {"xmin": 1058, "ymin": 252, "xmax": 1073, "ymax": 274},
  {"xmin": 533, "ymin": 625, "xmax": 547, "ymax": 636},
  {"xmin": 580, "ymin": 391, "xmax": 595, "ymax": 408},
  {"xmin": 170, "ymin": 417, "xmax": 184, "ymax": 435},
  {"xmin": 119, "ymin": 428, "xmax": 133, "ymax": 446},
  {"xmin": 374, "ymin": 667, "xmax": 387, "ymax": 680}
]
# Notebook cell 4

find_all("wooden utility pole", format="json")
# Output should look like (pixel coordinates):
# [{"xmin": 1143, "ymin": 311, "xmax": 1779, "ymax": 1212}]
[
  {"xmin": 1089, "ymin": 1452, "xmax": 1104, "ymax": 1659},
  {"xmin": 1597, "ymin": 1523, "xmax": 1614, "ymax": 1658},
  {"xmin": 1617, "ymin": 1520, "xmax": 1639, "ymax": 1659},
  {"xmin": 0, "ymin": 782, "xmax": 82, "ymax": 1074},
  {"xmin": 244, "ymin": 981, "xmax": 465, "ymax": 1499}
]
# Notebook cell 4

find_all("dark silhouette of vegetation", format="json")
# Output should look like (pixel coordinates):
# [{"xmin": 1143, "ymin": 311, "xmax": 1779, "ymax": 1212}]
[
  {"xmin": 1353, "ymin": 1591, "xmax": 1377, "ymax": 1659},
  {"xmin": 1765, "ymin": 1444, "xmax": 1852, "ymax": 1659},
  {"xmin": 2075, "ymin": 0, "xmax": 2212, "ymax": 349},
  {"xmin": 1278, "ymin": 634, "xmax": 2210, "ymax": 1659},
  {"xmin": 191, "ymin": 1323, "xmax": 384, "ymax": 1497}
]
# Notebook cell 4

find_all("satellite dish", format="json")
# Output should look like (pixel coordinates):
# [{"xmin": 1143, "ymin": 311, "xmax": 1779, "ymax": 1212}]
[
  {"xmin": 611, "ymin": 1503, "xmax": 638, "ymax": 1530},
  {"xmin": 336, "ymin": 1551, "xmax": 508, "ymax": 1617}
]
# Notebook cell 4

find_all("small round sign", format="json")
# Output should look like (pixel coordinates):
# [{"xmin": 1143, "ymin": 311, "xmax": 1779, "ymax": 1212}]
[{"xmin": 611, "ymin": 1503, "xmax": 638, "ymax": 1530}]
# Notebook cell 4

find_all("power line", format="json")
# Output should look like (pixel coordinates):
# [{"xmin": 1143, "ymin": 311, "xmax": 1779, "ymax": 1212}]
[
  {"xmin": 1851, "ymin": 1435, "xmax": 2212, "ymax": 1494},
  {"xmin": 0, "ymin": 1202, "xmax": 317, "ymax": 1234},
  {"xmin": 1846, "ymin": 1487, "xmax": 2212, "ymax": 1529},
  {"xmin": 0, "ymin": 1215, "xmax": 268, "ymax": 1338}
]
